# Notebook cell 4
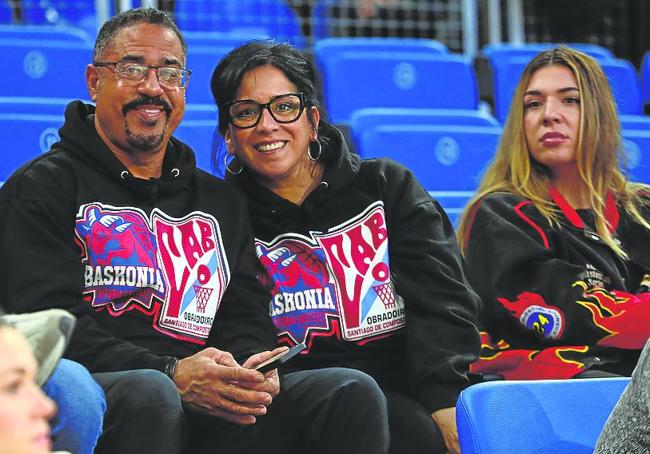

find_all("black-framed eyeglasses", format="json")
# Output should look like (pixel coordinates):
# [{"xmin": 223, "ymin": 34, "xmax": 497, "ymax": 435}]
[
  {"xmin": 94, "ymin": 61, "xmax": 191, "ymax": 89},
  {"xmin": 227, "ymin": 93, "xmax": 305, "ymax": 129}
]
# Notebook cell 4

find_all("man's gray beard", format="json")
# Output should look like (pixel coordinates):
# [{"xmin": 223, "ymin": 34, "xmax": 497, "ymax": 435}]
[{"xmin": 125, "ymin": 123, "xmax": 167, "ymax": 151}]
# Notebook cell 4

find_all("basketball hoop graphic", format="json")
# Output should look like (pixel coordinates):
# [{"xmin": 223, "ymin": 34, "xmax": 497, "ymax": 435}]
[
  {"xmin": 373, "ymin": 282, "xmax": 396, "ymax": 309},
  {"xmin": 193, "ymin": 285, "xmax": 213, "ymax": 313}
]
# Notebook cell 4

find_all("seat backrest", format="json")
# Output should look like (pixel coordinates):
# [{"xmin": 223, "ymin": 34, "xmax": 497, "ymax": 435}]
[
  {"xmin": 357, "ymin": 124, "xmax": 500, "ymax": 189},
  {"xmin": 0, "ymin": 96, "xmax": 75, "ymax": 115},
  {"xmin": 621, "ymin": 129, "xmax": 650, "ymax": 185},
  {"xmin": 641, "ymin": 50, "xmax": 650, "ymax": 106},
  {"xmin": 320, "ymin": 51, "xmax": 478, "ymax": 124},
  {"xmin": 174, "ymin": 119, "xmax": 218, "ymax": 175},
  {"xmin": 456, "ymin": 377, "xmax": 630, "ymax": 454},
  {"xmin": 0, "ymin": 39, "xmax": 92, "ymax": 99},
  {"xmin": 0, "ymin": 24, "xmax": 90, "ymax": 42},
  {"xmin": 184, "ymin": 45, "xmax": 233, "ymax": 105},
  {"xmin": 349, "ymin": 107, "xmax": 500, "ymax": 150},
  {"xmin": 314, "ymin": 37, "xmax": 447, "ymax": 73},
  {"xmin": 0, "ymin": 2, "xmax": 11, "ymax": 22},
  {"xmin": 357, "ymin": 124, "xmax": 501, "ymax": 225},
  {"xmin": 491, "ymin": 56, "xmax": 529, "ymax": 122},
  {"xmin": 174, "ymin": 0, "xmax": 305, "ymax": 48},
  {"xmin": 183, "ymin": 30, "xmax": 271, "ymax": 50},
  {"xmin": 492, "ymin": 56, "xmax": 642, "ymax": 122},
  {"xmin": 483, "ymin": 42, "xmax": 613, "ymax": 66},
  {"xmin": 174, "ymin": 104, "xmax": 225, "ymax": 177},
  {"xmin": 600, "ymin": 58, "xmax": 643, "ymax": 115},
  {"xmin": 619, "ymin": 114, "xmax": 650, "ymax": 131},
  {"xmin": 0, "ymin": 112, "xmax": 63, "ymax": 184},
  {"xmin": 17, "ymin": 1, "xmax": 101, "ymax": 37}
]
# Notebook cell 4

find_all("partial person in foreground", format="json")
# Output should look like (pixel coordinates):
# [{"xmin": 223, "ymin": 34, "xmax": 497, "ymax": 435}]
[
  {"xmin": 210, "ymin": 40, "xmax": 480, "ymax": 454},
  {"xmin": 595, "ymin": 337, "xmax": 650, "ymax": 453},
  {"xmin": 457, "ymin": 46, "xmax": 650, "ymax": 380},
  {"xmin": 0, "ymin": 318, "xmax": 61, "ymax": 454},
  {"xmin": 0, "ymin": 309, "xmax": 105, "ymax": 454},
  {"xmin": 0, "ymin": 8, "xmax": 390, "ymax": 454}
]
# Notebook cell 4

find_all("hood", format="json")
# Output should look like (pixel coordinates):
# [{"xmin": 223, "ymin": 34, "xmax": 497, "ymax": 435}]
[{"xmin": 55, "ymin": 101, "xmax": 196, "ymax": 198}]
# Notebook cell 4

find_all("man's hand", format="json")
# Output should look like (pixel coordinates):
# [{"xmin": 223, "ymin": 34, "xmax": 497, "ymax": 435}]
[
  {"xmin": 174, "ymin": 347, "xmax": 272, "ymax": 424},
  {"xmin": 431, "ymin": 406, "xmax": 460, "ymax": 454},
  {"xmin": 240, "ymin": 347, "xmax": 288, "ymax": 398}
]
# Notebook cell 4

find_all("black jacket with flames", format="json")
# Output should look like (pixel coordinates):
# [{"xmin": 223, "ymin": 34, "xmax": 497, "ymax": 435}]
[
  {"xmin": 228, "ymin": 129, "xmax": 480, "ymax": 412},
  {"xmin": 464, "ymin": 189, "xmax": 650, "ymax": 379},
  {"xmin": 0, "ymin": 101, "xmax": 276, "ymax": 373}
]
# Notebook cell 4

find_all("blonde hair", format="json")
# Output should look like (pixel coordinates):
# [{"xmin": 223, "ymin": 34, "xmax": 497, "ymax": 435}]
[{"xmin": 457, "ymin": 46, "xmax": 650, "ymax": 256}]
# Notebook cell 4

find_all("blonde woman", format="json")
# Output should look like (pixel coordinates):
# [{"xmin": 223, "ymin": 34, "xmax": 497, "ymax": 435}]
[{"xmin": 458, "ymin": 47, "xmax": 650, "ymax": 380}]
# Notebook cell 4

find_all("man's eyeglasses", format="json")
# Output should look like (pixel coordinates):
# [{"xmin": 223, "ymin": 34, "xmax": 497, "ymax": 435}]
[
  {"xmin": 227, "ymin": 93, "xmax": 305, "ymax": 129},
  {"xmin": 94, "ymin": 61, "xmax": 191, "ymax": 89}
]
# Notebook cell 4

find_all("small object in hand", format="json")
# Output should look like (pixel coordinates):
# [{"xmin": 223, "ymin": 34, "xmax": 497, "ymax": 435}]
[{"xmin": 254, "ymin": 343, "xmax": 306, "ymax": 373}]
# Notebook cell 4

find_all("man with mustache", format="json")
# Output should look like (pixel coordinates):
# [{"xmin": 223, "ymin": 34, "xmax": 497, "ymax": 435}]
[{"xmin": 0, "ymin": 7, "xmax": 389, "ymax": 454}]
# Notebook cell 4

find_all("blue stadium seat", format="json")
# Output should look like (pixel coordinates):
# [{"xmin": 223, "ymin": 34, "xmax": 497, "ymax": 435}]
[
  {"xmin": 567, "ymin": 43, "xmax": 615, "ymax": 59},
  {"xmin": 310, "ymin": 0, "xmax": 345, "ymax": 40},
  {"xmin": 17, "ymin": 1, "xmax": 101, "ymax": 37},
  {"xmin": 0, "ymin": 39, "xmax": 92, "ymax": 99},
  {"xmin": 457, "ymin": 378, "xmax": 630, "ymax": 454},
  {"xmin": 184, "ymin": 46, "xmax": 232, "ymax": 105},
  {"xmin": 174, "ymin": 118, "xmax": 220, "ymax": 175},
  {"xmin": 482, "ymin": 42, "xmax": 613, "ymax": 66},
  {"xmin": 0, "ymin": 24, "xmax": 90, "ymax": 42},
  {"xmin": 183, "ymin": 103, "xmax": 218, "ymax": 121},
  {"xmin": 320, "ymin": 51, "xmax": 478, "ymax": 124},
  {"xmin": 0, "ymin": 113, "xmax": 63, "ymax": 184},
  {"xmin": 622, "ymin": 129, "xmax": 650, "ymax": 184},
  {"xmin": 619, "ymin": 114, "xmax": 650, "ymax": 131},
  {"xmin": 0, "ymin": 96, "xmax": 74, "ymax": 115},
  {"xmin": 640, "ymin": 50, "xmax": 650, "ymax": 107},
  {"xmin": 349, "ymin": 107, "xmax": 500, "ymax": 151},
  {"xmin": 174, "ymin": 0, "xmax": 306, "ymax": 48},
  {"xmin": 314, "ymin": 37, "xmax": 448, "ymax": 75},
  {"xmin": 601, "ymin": 58, "xmax": 643, "ymax": 115},
  {"xmin": 0, "ymin": 2, "xmax": 11, "ymax": 22},
  {"xmin": 183, "ymin": 30, "xmax": 270, "ymax": 50},
  {"xmin": 175, "ymin": 104, "xmax": 223, "ymax": 176},
  {"xmin": 357, "ymin": 124, "xmax": 502, "ymax": 224},
  {"xmin": 492, "ymin": 56, "xmax": 642, "ymax": 123}
]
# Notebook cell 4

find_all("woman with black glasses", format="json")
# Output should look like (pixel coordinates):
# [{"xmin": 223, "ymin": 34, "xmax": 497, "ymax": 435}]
[{"xmin": 210, "ymin": 40, "xmax": 480, "ymax": 454}]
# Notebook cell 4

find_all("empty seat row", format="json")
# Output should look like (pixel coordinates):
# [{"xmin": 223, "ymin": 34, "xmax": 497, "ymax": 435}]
[{"xmin": 1, "ymin": 24, "xmax": 648, "ymax": 122}]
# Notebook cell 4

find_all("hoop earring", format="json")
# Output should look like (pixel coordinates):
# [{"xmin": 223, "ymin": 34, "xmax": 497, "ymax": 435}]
[
  {"xmin": 308, "ymin": 139, "xmax": 322, "ymax": 161},
  {"xmin": 224, "ymin": 154, "xmax": 243, "ymax": 175}
]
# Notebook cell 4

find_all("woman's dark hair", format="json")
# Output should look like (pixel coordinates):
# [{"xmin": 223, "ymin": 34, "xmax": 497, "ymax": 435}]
[{"xmin": 210, "ymin": 40, "xmax": 338, "ymax": 174}]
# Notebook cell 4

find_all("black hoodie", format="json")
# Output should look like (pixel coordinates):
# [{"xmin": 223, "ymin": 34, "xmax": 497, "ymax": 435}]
[
  {"xmin": 228, "ymin": 129, "xmax": 480, "ymax": 412},
  {"xmin": 0, "ymin": 101, "xmax": 276, "ymax": 373}
]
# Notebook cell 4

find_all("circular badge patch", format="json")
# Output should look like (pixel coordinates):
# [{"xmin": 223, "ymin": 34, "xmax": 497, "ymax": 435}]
[{"xmin": 521, "ymin": 305, "xmax": 563, "ymax": 339}]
